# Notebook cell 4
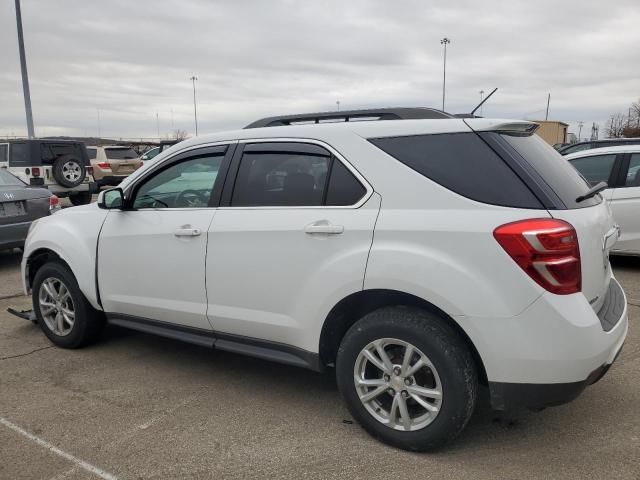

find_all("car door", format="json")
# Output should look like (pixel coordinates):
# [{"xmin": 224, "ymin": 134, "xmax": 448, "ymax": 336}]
[
  {"xmin": 205, "ymin": 140, "xmax": 380, "ymax": 352},
  {"xmin": 610, "ymin": 152, "xmax": 640, "ymax": 254},
  {"xmin": 98, "ymin": 144, "xmax": 233, "ymax": 330}
]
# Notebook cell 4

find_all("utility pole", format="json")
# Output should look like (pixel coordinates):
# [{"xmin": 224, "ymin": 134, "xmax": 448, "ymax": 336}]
[
  {"xmin": 440, "ymin": 38, "xmax": 450, "ymax": 111},
  {"xmin": 545, "ymin": 93, "xmax": 550, "ymax": 121},
  {"xmin": 190, "ymin": 76, "xmax": 198, "ymax": 136},
  {"xmin": 479, "ymin": 90, "xmax": 484, "ymax": 116},
  {"xmin": 336, "ymin": 100, "xmax": 340, "ymax": 111},
  {"xmin": 578, "ymin": 121, "xmax": 584, "ymax": 141},
  {"xmin": 14, "ymin": 0, "xmax": 35, "ymax": 138}
]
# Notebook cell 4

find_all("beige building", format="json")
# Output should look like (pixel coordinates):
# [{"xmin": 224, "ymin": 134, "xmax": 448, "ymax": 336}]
[{"xmin": 533, "ymin": 120, "xmax": 569, "ymax": 145}]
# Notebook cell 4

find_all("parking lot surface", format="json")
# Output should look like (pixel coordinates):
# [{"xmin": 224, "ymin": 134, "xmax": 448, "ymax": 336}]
[{"xmin": 0, "ymin": 252, "xmax": 638, "ymax": 480}]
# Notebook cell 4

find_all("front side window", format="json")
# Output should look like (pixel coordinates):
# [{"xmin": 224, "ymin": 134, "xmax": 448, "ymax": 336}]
[
  {"xmin": 569, "ymin": 154, "xmax": 617, "ymax": 186},
  {"xmin": 132, "ymin": 155, "xmax": 222, "ymax": 209},
  {"xmin": 624, "ymin": 154, "xmax": 640, "ymax": 187}
]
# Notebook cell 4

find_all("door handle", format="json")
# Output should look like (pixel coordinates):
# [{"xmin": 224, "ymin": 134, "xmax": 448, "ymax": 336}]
[
  {"xmin": 304, "ymin": 221, "xmax": 344, "ymax": 235},
  {"xmin": 174, "ymin": 226, "xmax": 201, "ymax": 237}
]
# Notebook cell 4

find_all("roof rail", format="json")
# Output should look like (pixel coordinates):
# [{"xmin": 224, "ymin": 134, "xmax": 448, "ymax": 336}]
[{"xmin": 244, "ymin": 107, "xmax": 454, "ymax": 129}]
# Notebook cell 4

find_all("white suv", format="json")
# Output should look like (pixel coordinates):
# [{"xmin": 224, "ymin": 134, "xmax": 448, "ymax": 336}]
[{"xmin": 18, "ymin": 108, "xmax": 628, "ymax": 451}]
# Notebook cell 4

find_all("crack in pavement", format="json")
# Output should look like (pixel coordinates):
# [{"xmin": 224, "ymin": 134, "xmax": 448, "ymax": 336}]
[{"xmin": 0, "ymin": 345, "xmax": 54, "ymax": 361}]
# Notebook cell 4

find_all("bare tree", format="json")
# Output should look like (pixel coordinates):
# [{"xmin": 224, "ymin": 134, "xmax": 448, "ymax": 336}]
[
  {"xmin": 606, "ymin": 113, "xmax": 626, "ymax": 138},
  {"xmin": 172, "ymin": 129, "xmax": 188, "ymax": 141}
]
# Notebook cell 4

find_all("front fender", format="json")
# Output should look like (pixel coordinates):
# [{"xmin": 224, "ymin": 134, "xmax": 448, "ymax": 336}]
[{"xmin": 22, "ymin": 206, "xmax": 108, "ymax": 310}]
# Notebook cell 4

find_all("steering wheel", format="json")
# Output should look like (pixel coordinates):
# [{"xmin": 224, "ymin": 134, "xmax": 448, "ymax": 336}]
[{"xmin": 175, "ymin": 189, "xmax": 206, "ymax": 208}]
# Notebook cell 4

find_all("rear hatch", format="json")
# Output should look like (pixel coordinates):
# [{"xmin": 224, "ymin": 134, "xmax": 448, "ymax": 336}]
[
  {"xmin": 467, "ymin": 120, "xmax": 616, "ymax": 310},
  {"xmin": 104, "ymin": 147, "xmax": 141, "ymax": 175}
]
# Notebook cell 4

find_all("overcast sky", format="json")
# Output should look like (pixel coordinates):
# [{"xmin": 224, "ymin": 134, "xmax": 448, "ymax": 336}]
[{"xmin": 1, "ymin": 0, "xmax": 639, "ymax": 140}]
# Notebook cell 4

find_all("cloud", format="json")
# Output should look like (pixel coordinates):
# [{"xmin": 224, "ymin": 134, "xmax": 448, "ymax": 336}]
[{"xmin": 1, "ymin": 0, "xmax": 638, "ymax": 139}]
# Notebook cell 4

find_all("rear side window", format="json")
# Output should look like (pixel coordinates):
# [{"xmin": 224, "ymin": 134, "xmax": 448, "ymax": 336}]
[
  {"xmin": 498, "ymin": 134, "xmax": 600, "ymax": 208},
  {"xmin": 568, "ymin": 154, "xmax": 617, "ymax": 186},
  {"xmin": 9, "ymin": 143, "xmax": 30, "ymax": 166},
  {"xmin": 0, "ymin": 144, "xmax": 7, "ymax": 163},
  {"xmin": 326, "ymin": 160, "xmax": 366, "ymax": 206},
  {"xmin": 232, "ymin": 149, "xmax": 330, "ymax": 207},
  {"xmin": 87, "ymin": 148, "xmax": 97, "ymax": 160},
  {"xmin": 369, "ymin": 133, "xmax": 542, "ymax": 208}
]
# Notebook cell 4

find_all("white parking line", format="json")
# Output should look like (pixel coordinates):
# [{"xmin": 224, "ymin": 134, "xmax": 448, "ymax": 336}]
[{"xmin": 0, "ymin": 416, "xmax": 118, "ymax": 480}]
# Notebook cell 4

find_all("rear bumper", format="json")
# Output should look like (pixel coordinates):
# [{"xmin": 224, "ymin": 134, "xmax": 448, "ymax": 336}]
[
  {"xmin": 0, "ymin": 221, "xmax": 31, "ymax": 250},
  {"xmin": 458, "ymin": 277, "xmax": 628, "ymax": 410},
  {"xmin": 489, "ymin": 340, "xmax": 624, "ymax": 411}
]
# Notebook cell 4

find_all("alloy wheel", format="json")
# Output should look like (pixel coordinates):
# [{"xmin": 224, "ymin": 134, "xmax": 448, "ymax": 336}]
[
  {"xmin": 38, "ymin": 277, "xmax": 75, "ymax": 336},
  {"xmin": 354, "ymin": 338, "xmax": 443, "ymax": 431}
]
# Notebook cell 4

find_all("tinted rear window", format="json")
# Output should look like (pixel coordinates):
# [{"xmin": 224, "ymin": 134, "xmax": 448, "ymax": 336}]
[
  {"xmin": 498, "ymin": 134, "xmax": 600, "ymax": 208},
  {"xmin": 105, "ymin": 148, "xmax": 138, "ymax": 160},
  {"xmin": 369, "ymin": 132, "xmax": 543, "ymax": 208}
]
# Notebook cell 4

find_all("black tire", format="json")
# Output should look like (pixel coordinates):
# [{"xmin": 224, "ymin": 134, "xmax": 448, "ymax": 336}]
[
  {"xmin": 336, "ymin": 306, "xmax": 478, "ymax": 451},
  {"xmin": 69, "ymin": 191, "xmax": 92, "ymax": 206},
  {"xmin": 52, "ymin": 155, "xmax": 86, "ymax": 188},
  {"xmin": 32, "ymin": 261, "xmax": 104, "ymax": 348}
]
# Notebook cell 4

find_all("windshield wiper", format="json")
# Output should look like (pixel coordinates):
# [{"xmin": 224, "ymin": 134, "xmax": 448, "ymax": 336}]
[{"xmin": 576, "ymin": 181, "xmax": 607, "ymax": 203}]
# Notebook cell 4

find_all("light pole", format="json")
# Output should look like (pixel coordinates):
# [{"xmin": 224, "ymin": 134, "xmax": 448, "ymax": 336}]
[
  {"xmin": 14, "ymin": 0, "xmax": 35, "ymax": 138},
  {"xmin": 336, "ymin": 100, "xmax": 340, "ymax": 111},
  {"xmin": 479, "ymin": 90, "xmax": 484, "ymax": 116},
  {"xmin": 190, "ymin": 76, "xmax": 199, "ymax": 136},
  {"xmin": 440, "ymin": 37, "xmax": 451, "ymax": 111},
  {"xmin": 578, "ymin": 121, "xmax": 584, "ymax": 141}
]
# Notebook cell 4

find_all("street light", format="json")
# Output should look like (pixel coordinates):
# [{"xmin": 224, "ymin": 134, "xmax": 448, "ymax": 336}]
[
  {"xmin": 190, "ymin": 76, "xmax": 199, "ymax": 136},
  {"xmin": 14, "ymin": 0, "xmax": 35, "ymax": 138},
  {"xmin": 578, "ymin": 121, "xmax": 584, "ymax": 141},
  {"xmin": 440, "ymin": 37, "xmax": 451, "ymax": 111}
]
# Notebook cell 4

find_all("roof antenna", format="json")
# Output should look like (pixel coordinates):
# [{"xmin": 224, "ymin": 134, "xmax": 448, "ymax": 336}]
[{"xmin": 470, "ymin": 88, "xmax": 498, "ymax": 116}]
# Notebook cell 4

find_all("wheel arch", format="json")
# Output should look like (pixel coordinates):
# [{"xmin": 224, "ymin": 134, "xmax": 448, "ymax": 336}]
[{"xmin": 319, "ymin": 289, "xmax": 488, "ymax": 385}]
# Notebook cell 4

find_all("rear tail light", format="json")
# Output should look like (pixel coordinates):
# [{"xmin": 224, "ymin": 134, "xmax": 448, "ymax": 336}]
[
  {"xmin": 97, "ymin": 162, "xmax": 110, "ymax": 169},
  {"xmin": 49, "ymin": 195, "xmax": 61, "ymax": 213},
  {"xmin": 31, "ymin": 167, "xmax": 41, "ymax": 177},
  {"xmin": 493, "ymin": 218, "xmax": 581, "ymax": 295}
]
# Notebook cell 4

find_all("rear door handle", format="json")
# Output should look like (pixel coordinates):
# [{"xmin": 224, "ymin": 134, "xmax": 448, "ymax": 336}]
[
  {"xmin": 304, "ymin": 221, "xmax": 344, "ymax": 235},
  {"xmin": 174, "ymin": 226, "xmax": 201, "ymax": 237}
]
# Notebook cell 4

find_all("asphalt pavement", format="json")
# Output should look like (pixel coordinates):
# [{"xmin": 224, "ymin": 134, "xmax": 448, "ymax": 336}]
[{"xmin": 0, "ymin": 252, "xmax": 638, "ymax": 479}]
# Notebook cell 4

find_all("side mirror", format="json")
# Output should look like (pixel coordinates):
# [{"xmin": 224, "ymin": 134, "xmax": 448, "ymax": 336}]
[{"xmin": 97, "ymin": 188, "xmax": 125, "ymax": 209}]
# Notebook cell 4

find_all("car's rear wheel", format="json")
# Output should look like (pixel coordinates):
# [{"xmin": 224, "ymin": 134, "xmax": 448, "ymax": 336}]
[
  {"xmin": 69, "ymin": 191, "xmax": 92, "ymax": 206},
  {"xmin": 32, "ymin": 261, "xmax": 104, "ymax": 348},
  {"xmin": 52, "ymin": 155, "xmax": 86, "ymax": 188},
  {"xmin": 336, "ymin": 306, "xmax": 478, "ymax": 451}
]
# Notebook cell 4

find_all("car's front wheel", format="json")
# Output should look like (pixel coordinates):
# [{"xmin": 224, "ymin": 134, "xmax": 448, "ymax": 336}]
[
  {"xmin": 32, "ymin": 261, "xmax": 104, "ymax": 348},
  {"xmin": 336, "ymin": 306, "xmax": 478, "ymax": 451}
]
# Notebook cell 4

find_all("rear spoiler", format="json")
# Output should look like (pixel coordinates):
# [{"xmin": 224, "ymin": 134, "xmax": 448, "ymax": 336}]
[{"xmin": 463, "ymin": 119, "xmax": 539, "ymax": 136}]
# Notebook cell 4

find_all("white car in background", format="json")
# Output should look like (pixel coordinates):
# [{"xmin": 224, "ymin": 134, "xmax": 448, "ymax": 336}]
[{"xmin": 566, "ymin": 145, "xmax": 640, "ymax": 255}]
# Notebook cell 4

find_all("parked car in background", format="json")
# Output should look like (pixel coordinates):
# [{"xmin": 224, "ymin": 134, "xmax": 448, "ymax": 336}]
[
  {"xmin": 558, "ymin": 137, "xmax": 640, "ymax": 155},
  {"xmin": 19, "ymin": 108, "xmax": 627, "ymax": 451},
  {"xmin": 566, "ymin": 145, "xmax": 640, "ymax": 255},
  {"xmin": 86, "ymin": 146, "xmax": 142, "ymax": 188},
  {"xmin": 141, "ymin": 140, "xmax": 181, "ymax": 162},
  {"xmin": 0, "ymin": 139, "xmax": 95, "ymax": 206},
  {"xmin": 0, "ymin": 169, "xmax": 59, "ymax": 251},
  {"xmin": 140, "ymin": 146, "xmax": 161, "ymax": 162}
]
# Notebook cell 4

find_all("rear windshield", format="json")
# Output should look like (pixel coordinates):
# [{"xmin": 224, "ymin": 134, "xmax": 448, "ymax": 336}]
[
  {"xmin": 498, "ymin": 134, "xmax": 600, "ymax": 208},
  {"xmin": 105, "ymin": 148, "xmax": 138, "ymax": 160},
  {"xmin": 0, "ymin": 169, "xmax": 25, "ymax": 186},
  {"xmin": 369, "ymin": 132, "xmax": 543, "ymax": 208}
]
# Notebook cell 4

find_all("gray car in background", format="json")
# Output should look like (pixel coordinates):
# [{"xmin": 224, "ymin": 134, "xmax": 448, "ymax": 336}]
[{"xmin": 0, "ymin": 169, "xmax": 59, "ymax": 251}]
